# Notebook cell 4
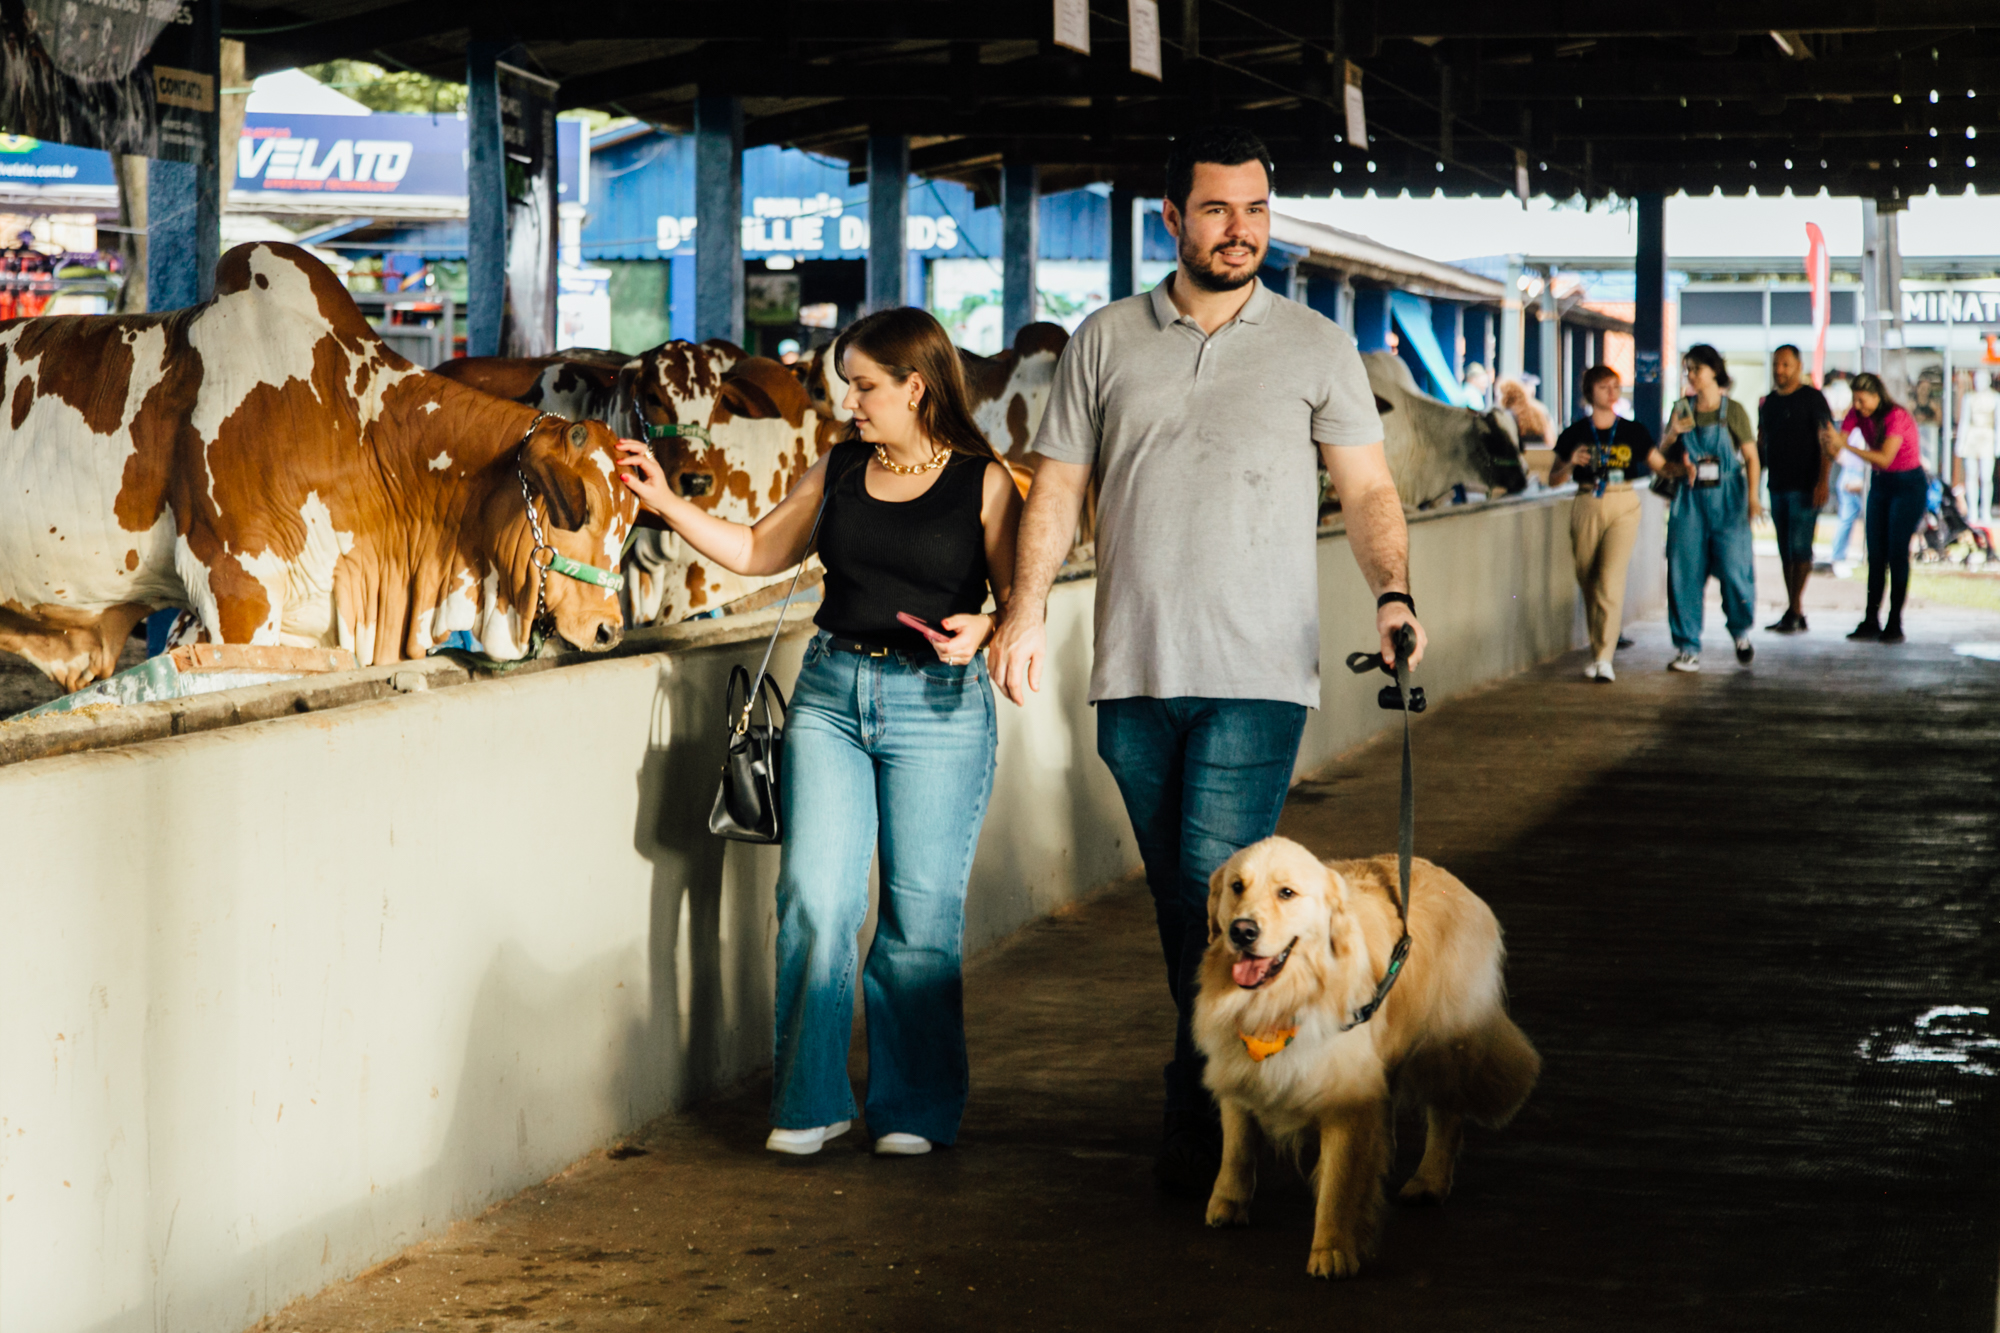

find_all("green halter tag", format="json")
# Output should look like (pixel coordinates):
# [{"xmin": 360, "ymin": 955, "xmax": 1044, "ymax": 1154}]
[
  {"xmin": 543, "ymin": 550, "xmax": 625, "ymax": 593},
  {"xmin": 643, "ymin": 421, "xmax": 712, "ymax": 445}
]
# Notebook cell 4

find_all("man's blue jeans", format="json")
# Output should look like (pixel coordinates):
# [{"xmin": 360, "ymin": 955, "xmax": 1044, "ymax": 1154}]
[
  {"xmin": 1831, "ymin": 486, "xmax": 1865, "ymax": 563},
  {"xmin": 1096, "ymin": 696, "xmax": 1309, "ymax": 1129},
  {"xmin": 770, "ymin": 632, "xmax": 997, "ymax": 1144}
]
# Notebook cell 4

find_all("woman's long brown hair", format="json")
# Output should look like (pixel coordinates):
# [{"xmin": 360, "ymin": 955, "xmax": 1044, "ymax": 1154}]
[{"xmin": 833, "ymin": 307, "xmax": 999, "ymax": 461}]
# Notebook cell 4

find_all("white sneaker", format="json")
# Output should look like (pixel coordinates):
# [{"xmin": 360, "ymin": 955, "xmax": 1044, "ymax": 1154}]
[
  {"xmin": 1669, "ymin": 651, "xmax": 1701, "ymax": 673},
  {"xmin": 1593, "ymin": 659, "xmax": 1616, "ymax": 683},
  {"xmin": 766, "ymin": 1120, "xmax": 852, "ymax": 1156},
  {"xmin": 1582, "ymin": 659, "xmax": 1600, "ymax": 680},
  {"xmin": 873, "ymin": 1132, "xmax": 933, "ymax": 1156}
]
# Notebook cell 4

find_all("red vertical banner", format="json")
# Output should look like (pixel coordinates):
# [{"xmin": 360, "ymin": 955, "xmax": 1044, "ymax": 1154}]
[{"xmin": 1806, "ymin": 222, "xmax": 1830, "ymax": 388}]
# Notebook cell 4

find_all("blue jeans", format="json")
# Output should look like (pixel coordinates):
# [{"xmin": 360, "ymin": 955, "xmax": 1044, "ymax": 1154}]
[
  {"xmin": 1667, "ymin": 480, "xmax": 1757, "ymax": 652},
  {"xmin": 1831, "ymin": 486, "xmax": 1865, "ymax": 563},
  {"xmin": 770, "ymin": 631, "xmax": 997, "ymax": 1144},
  {"xmin": 1096, "ymin": 696, "xmax": 1308, "ymax": 1129},
  {"xmin": 1768, "ymin": 489, "xmax": 1819, "ymax": 565}
]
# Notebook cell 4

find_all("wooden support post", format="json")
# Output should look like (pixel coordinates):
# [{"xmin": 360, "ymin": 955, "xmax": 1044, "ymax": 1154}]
[
  {"xmin": 696, "ymin": 93, "xmax": 745, "ymax": 346},
  {"xmin": 1002, "ymin": 158, "xmax": 1039, "ymax": 341},
  {"xmin": 867, "ymin": 132, "xmax": 909, "ymax": 312},
  {"xmin": 1109, "ymin": 186, "xmax": 1137, "ymax": 301},
  {"xmin": 465, "ymin": 39, "xmax": 508, "ymax": 357},
  {"xmin": 1634, "ymin": 193, "xmax": 1666, "ymax": 434}
]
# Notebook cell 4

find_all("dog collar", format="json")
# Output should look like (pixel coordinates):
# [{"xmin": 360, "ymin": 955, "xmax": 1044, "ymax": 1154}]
[{"xmin": 1237, "ymin": 1026, "xmax": 1299, "ymax": 1062}]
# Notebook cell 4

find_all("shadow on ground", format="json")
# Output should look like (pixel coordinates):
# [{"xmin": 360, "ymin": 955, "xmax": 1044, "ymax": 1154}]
[{"xmin": 253, "ymin": 565, "xmax": 2000, "ymax": 1332}]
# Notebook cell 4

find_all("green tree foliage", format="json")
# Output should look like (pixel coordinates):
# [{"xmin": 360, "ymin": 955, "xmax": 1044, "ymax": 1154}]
[{"xmin": 298, "ymin": 61, "xmax": 467, "ymax": 115}]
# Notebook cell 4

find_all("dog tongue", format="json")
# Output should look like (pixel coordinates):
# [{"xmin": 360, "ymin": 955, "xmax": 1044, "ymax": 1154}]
[{"xmin": 1233, "ymin": 955, "xmax": 1274, "ymax": 988}]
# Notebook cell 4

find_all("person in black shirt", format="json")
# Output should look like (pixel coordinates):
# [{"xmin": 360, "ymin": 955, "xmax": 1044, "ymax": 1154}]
[
  {"xmin": 618, "ymin": 308, "xmax": 1023, "ymax": 1160},
  {"xmin": 1756, "ymin": 345, "xmax": 1834, "ymax": 633},
  {"xmin": 1551, "ymin": 365, "xmax": 1660, "ymax": 681}
]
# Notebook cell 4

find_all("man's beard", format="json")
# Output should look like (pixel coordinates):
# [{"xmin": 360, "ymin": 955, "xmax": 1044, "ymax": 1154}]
[{"xmin": 1178, "ymin": 233, "xmax": 1264, "ymax": 293}]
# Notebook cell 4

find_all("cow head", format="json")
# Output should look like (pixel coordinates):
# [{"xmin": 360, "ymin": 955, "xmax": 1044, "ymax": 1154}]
[
  {"xmin": 1477, "ymin": 407, "xmax": 1530, "ymax": 494},
  {"xmin": 479, "ymin": 415, "xmax": 637, "ymax": 657},
  {"xmin": 798, "ymin": 342, "xmax": 853, "ymax": 424}
]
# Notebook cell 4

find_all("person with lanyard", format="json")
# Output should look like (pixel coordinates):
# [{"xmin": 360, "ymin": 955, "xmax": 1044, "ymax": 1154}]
[
  {"xmin": 1550, "ymin": 365, "xmax": 1657, "ymax": 682},
  {"xmin": 617, "ymin": 308, "xmax": 1024, "ymax": 1159},
  {"xmin": 1822, "ymin": 371, "xmax": 1925, "ymax": 645},
  {"xmin": 989, "ymin": 126, "xmax": 1421, "ymax": 1196},
  {"xmin": 1757, "ymin": 344, "xmax": 1835, "ymax": 634},
  {"xmin": 1660, "ymin": 343, "xmax": 1761, "ymax": 673}
]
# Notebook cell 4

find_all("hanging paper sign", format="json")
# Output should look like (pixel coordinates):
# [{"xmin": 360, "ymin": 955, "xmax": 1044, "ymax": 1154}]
[
  {"xmin": 1515, "ymin": 149, "xmax": 1531, "ymax": 204},
  {"xmin": 1128, "ymin": 0, "xmax": 1162, "ymax": 80},
  {"xmin": 1344, "ymin": 61, "xmax": 1367, "ymax": 151},
  {"xmin": 1053, "ymin": 0, "xmax": 1091, "ymax": 55},
  {"xmin": 496, "ymin": 60, "xmax": 560, "ymax": 357},
  {"xmin": 0, "ymin": 0, "xmax": 218, "ymax": 165}
]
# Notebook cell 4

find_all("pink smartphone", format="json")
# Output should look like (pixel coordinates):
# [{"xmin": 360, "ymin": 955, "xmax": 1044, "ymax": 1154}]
[{"xmin": 896, "ymin": 611, "xmax": 952, "ymax": 645}]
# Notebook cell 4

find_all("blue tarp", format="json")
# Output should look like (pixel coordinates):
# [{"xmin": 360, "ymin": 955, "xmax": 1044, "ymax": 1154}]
[{"xmin": 1389, "ymin": 291, "xmax": 1472, "ymax": 408}]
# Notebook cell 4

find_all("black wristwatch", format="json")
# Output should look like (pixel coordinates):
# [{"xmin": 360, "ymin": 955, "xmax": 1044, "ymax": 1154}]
[{"xmin": 1377, "ymin": 591, "xmax": 1416, "ymax": 614}]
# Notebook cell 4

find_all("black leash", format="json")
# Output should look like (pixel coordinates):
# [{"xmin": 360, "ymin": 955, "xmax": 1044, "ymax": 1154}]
[{"xmin": 1339, "ymin": 623, "xmax": 1423, "ymax": 1030}]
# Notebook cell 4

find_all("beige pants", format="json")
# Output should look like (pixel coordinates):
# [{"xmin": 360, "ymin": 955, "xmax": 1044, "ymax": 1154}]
[{"xmin": 1571, "ymin": 487, "xmax": 1642, "ymax": 662}]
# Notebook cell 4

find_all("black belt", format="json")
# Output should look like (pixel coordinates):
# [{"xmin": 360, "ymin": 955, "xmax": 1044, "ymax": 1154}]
[{"xmin": 825, "ymin": 634, "xmax": 901, "ymax": 658}]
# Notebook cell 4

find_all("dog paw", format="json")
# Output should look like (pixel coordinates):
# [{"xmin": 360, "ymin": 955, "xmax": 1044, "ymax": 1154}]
[
  {"xmin": 1396, "ymin": 1178, "xmax": 1449, "ymax": 1207},
  {"xmin": 1308, "ymin": 1245, "xmax": 1363, "ymax": 1280},
  {"xmin": 1205, "ymin": 1195, "xmax": 1252, "ymax": 1228}
]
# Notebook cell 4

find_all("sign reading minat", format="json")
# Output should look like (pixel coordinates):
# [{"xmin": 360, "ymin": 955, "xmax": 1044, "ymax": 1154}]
[{"xmin": 0, "ymin": 0, "xmax": 218, "ymax": 165}]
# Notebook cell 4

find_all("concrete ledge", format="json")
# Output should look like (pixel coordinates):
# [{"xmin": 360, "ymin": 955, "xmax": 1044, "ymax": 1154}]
[{"xmin": 0, "ymin": 491, "xmax": 1656, "ymax": 1331}]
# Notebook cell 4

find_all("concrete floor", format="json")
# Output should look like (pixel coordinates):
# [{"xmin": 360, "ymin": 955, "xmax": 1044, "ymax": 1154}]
[{"xmin": 255, "ymin": 560, "xmax": 2000, "ymax": 1332}]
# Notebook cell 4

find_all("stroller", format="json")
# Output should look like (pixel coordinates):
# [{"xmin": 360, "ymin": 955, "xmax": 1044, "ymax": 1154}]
[{"xmin": 1920, "ymin": 474, "xmax": 1997, "ymax": 567}]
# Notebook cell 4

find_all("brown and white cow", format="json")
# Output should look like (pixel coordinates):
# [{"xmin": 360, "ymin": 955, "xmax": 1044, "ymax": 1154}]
[{"xmin": 0, "ymin": 242, "xmax": 636, "ymax": 690}]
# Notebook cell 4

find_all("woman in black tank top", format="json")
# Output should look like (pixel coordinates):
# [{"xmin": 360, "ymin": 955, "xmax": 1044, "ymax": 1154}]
[{"xmin": 617, "ymin": 308, "xmax": 1021, "ymax": 1160}]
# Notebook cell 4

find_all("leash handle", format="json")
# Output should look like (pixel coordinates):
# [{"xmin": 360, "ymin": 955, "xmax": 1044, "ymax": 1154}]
[
  {"xmin": 1340, "ymin": 622, "xmax": 1418, "ymax": 1032},
  {"xmin": 1391, "ymin": 624, "xmax": 1415, "ymax": 931}
]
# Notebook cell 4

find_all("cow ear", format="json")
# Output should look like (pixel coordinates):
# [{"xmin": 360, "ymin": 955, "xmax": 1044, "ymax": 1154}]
[
  {"xmin": 717, "ymin": 373, "xmax": 783, "ymax": 422},
  {"xmin": 520, "ymin": 425, "xmax": 590, "ymax": 532},
  {"xmin": 717, "ymin": 358, "xmax": 810, "ymax": 426}
]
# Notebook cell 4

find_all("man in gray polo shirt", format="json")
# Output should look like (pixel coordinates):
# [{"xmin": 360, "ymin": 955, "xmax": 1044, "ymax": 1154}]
[{"xmin": 990, "ymin": 127, "xmax": 1426, "ymax": 1195}]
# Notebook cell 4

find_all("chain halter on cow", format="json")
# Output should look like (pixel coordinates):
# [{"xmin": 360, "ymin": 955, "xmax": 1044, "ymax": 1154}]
[{"xmin": 513, "ymin": 412, "xmax": 627, "ymax": 652}]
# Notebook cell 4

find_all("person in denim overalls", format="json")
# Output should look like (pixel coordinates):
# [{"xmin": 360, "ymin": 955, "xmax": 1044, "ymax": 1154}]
[{"xmin": 1661, "ymin": 345, "xmax": 1762, "ymax": 672}]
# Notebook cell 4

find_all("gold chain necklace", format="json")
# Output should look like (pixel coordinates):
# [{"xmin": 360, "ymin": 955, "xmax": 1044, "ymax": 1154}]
[{"xmin": 872, "ymin": 442, "xmax": 950, "ymax": 475}]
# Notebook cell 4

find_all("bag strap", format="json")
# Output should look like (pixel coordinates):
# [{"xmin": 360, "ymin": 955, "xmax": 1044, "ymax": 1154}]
[{"xmin": 733, "ymin": 448, "xmax": 856, "ymax": 738}]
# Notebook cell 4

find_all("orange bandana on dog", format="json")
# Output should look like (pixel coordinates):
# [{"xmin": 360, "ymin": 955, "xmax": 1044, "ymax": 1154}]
[{"xmin": 1238, "ymin": 1026, "xmax": 1299, "ymax": 1062}]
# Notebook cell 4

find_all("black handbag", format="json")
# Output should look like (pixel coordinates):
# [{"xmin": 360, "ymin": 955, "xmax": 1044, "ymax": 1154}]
[
  {"xmin": 706, "ymin": 452, "xmax": 849, "ymax": 843},
  {"xmin": 708, "ymin": 662, "xmax": 789, "ymax": 842}
]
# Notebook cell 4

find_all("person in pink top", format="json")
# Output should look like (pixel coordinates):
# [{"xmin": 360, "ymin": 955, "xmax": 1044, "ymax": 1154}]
[{"xmin": 1821, "ymin": 371, "xmax": 1925, "ymax": 644}]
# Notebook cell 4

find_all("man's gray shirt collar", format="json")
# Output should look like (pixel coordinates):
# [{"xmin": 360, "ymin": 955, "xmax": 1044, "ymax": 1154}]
[{"xmin": 1147, "ymin": 275, "xmax": 1274, "ymax": 333}]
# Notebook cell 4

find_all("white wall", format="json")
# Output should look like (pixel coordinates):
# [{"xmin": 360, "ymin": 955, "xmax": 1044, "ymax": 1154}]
[{"xmin": 0, "ymin": 493, "xmax": 1647, "ymax": 1332}]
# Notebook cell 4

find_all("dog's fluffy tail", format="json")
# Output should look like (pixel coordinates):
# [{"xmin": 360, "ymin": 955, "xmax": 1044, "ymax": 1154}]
[{"xmin": 1400, "ymin": 1011, "xmax": 1541, "ymax": 1129}]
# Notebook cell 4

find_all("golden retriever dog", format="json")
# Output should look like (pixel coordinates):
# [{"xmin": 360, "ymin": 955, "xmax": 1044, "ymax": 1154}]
[{"xmin": 1193, "ymin": 837, "xmax": 1539, "ymax": 1279}]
